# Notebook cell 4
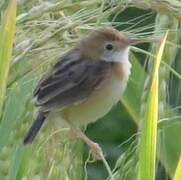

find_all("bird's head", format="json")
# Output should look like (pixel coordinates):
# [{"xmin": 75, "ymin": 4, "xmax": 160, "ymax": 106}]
[{"xmin": 78, "ymin": 27, "xmax": 139, "ymax": 63}]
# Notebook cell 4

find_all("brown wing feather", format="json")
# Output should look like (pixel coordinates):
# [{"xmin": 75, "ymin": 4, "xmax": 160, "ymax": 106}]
[
  {"xmin": 35, "ymin": 60, "xmax": 88, "ymax": 105},
  {"xmin": 34, "ymin": 49, "xmax": 111, "ymax": 112}
]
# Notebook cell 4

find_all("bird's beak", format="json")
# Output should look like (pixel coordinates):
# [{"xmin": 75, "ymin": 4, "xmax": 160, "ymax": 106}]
[{"xmin": 128, "ymin": 38, "xmax": 143, "ymax": 45}]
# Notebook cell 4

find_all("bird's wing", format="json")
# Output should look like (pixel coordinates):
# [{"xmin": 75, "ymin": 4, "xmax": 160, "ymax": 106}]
[{"xmin": 34, "ymin": 50, "xmax": 111, "ymax": 112}]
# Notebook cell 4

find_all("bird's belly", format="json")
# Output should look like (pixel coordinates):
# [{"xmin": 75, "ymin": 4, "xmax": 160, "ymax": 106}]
[{"xmin": 62, "ymin": 76, "xmax": 127, "ymax": 126}]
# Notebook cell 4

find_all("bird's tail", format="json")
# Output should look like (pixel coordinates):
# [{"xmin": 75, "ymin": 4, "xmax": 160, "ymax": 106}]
[{"xmin": 23, "ymin": 111, "xmax": 46, "ymax": 145}]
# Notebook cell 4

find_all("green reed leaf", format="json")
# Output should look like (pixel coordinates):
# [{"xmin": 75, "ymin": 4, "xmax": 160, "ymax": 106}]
[{"xmin": 137, "ymin": 31, "xmax": 168, "ymax": 180}]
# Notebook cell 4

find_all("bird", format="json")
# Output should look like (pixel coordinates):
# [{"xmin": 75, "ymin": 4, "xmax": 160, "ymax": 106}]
[{"xmin": 23, "ymin": 27, "xmax": 140, "ymax": 159}]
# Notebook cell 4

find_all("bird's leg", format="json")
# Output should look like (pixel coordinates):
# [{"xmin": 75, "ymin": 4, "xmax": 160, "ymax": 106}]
[{"xmin": 70, "ymin": 127, "xmax": 103, "ymax": 160}]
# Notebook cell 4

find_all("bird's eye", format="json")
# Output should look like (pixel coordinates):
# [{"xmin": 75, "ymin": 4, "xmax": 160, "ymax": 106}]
[{"xmin": 105, "ymin": 43, "xmax": 114, "ymax": 51}]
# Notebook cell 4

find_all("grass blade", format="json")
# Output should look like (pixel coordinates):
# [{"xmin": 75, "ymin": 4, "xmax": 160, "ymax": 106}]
[
  {"xmin": 137, "ymin": 31, "xmax": 168, "ymax": 180},
  {"xmin": 9, "ymin": 145, "xmax": 31, "ymax": 180},
  {"xmin": 173, "ymin": 156, "xmax": 181, "ymax": 180},
  {"xmin": 0, "ymin": 0, "xmax": 17, "ymax": 115}
]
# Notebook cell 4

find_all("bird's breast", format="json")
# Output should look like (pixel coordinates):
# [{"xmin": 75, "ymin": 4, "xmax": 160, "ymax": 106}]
[
  {"xmin": 62, "ymin": 61, "xmax": 131, "ymax": 126},
  {"xmin": 113, "ymin": 60, "xmax": 131, "ymax": 81}
]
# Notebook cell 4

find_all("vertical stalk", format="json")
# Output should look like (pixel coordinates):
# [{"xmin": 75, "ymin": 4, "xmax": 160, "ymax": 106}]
[
  {"xmin": 137, "ymin": 32, "xmax": 168, "ymax": 180},
  {"xmin": 0, "ymin": 0, "xmax": 17, "ymax": 115}
]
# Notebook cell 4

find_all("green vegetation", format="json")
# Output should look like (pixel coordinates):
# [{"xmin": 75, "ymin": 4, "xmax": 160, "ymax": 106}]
[
  {"xmin": 0, "ymin": 0, "xmax": 180, "ymax": 179},
  {"xmin": 138, "ymin": 31, "xmax": 168, "ymax": 180}
]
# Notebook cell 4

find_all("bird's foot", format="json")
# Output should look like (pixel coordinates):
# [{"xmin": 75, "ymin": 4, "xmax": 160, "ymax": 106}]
[
  {"xmin": 69, "ymin": 128, "xmax": 103, "ymax": 160},
  {"xmin": 87, "ymin": 141, "xmax": 103, "ymax": 160}
]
